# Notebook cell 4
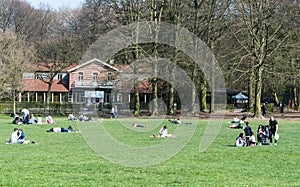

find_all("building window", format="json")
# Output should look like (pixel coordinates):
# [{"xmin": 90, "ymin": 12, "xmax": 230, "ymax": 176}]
[
  {"xmin": 108, "ymin": 72, "xmax": 113, "ymax": 81},
  {"xmin": 117, "ymin": 94, "xmax": 122, "ymax": 102},
  {"xmin": 57, "ymin": 73, "xmax": 63, "ymax": 80},
  {"xmin": 75, "ymin": 93, "xmax": 85, "ymax": 103},
  {"xmin": 92, "ymin": 72, "xmax": 98, "ymax": 82},
  {"xmin": 78, "ymin": 72, "xmax": 83, "ymax": 82},
  {"xmin": 22, "ymin": 73, "xmax": 34, "ymax": 79}
]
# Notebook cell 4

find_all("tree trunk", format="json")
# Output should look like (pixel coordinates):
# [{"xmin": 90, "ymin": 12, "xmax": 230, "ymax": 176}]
[
  {"xmin": 254, "ymin": 65, "xmax": 263, "ymax": 117},
  {"xmin": 190, "ymin": 66, "xmax": 198, "ymax": 115},
  {"xmin": 210, "ymin": 58, "xmax": 215, "ymax": 113},
  {"xmin": 132, "ymin": 2, "xmax": 141, "ymax": 116},
  {"xmin": 46, "ymin": 81, "xmax": 53, "ymax": 105},
  {"xmin": 200, "ymin": 80, "xmax": 207, "ymax": 112},
  {"xmin": 133, "ymin": 80, "xmax": 140, "ymax": 116},
  {"xmin": 209, "ymin": 41, "xmax": 216, "ymax": 113},
  {"xmin": 133, "ymin": 22, "xmax": 140, "ymax": 116},
  {"xmin": 150, "ymin": 0, "xmax": 164, "ymax": 116},
  {"xmin": 168, "ymin": 86, "xmax": 174, "ymax": 115},
  {"xmin": 248, "ymin": 68, "xmax": 255, "ymax": 112},
  {"xmin": 13, "ymin": 91, "xmax": 16, "ymax": 114}
]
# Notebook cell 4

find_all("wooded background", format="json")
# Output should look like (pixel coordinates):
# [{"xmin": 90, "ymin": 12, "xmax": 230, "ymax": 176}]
[{"xmin": 0, "ymin": 0, "xmax": 299, "ymax": 117}]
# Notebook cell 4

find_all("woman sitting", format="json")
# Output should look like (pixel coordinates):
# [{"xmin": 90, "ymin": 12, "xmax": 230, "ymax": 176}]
[
  {"xmin": 151, "ymin": 125, "xmax": 175, "ymax": 138},
  {"xmin": 45, "ymin": 114, "xmax": 55, "ymax": 124},
  {"xmin": 235, "ymin": 133, "xmax": 246, "ymax": 147}
]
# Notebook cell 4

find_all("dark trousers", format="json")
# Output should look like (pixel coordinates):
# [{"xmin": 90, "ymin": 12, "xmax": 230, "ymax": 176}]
[
  {"xmin": 245, "ymin": 136, "xmax": 250, "ymax": 146},
  {"xmin": 269, "ymin": 130, "xmax": 277, "ymax": 143}
]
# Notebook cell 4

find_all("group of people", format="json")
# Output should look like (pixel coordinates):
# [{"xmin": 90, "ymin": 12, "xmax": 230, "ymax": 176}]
[
  {"xmin": 12, "ymin": 109, "xmax": 55, "ymax": 125},
  {"xmin": 6, "ymin": 128, "xmax": 35, "ymax": 144},
  {"xmin": 261, "ymin": 102, "xmax": 285, "ymax": 117},
  {"xmin": 228, "ymin": 114, "xmax": 248, "ymax": 129},
  {"xmin": 68, "ymin": 113, "xmax": 93, "ymax": 122},
  {"xmin": 6, "ymin": 110, "xmax": 79, "ymax": 144},
  {"xmin": 235, "ymin": 116, "xmax": 279, "ymax": 147}
]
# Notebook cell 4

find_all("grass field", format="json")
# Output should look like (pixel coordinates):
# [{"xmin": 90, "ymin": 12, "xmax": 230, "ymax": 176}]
[{"xmin": 0, "ymin": 114, "xmax": 299, "ymax": 186}]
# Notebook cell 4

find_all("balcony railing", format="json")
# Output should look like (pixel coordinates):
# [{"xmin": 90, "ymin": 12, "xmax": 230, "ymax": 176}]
[{"xmin": 71, "ymin": 80, "xmax": 114, "ymax": 88}]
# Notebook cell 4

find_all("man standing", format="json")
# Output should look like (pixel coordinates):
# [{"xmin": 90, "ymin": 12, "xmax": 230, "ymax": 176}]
[
  {"xmin": 279, "ymin": 102, "xmax": 284, "ymax": 114},
  {"xmin": 261, "ymin": 103, "xmax": 267, "ymax": 117},
  {"xmin": 244, "ymin": 122, "xmax": 252, "ymax": 146},
  {"xmin": 269, "ymin": 116, "xmax": 279, "ymax": 145}
]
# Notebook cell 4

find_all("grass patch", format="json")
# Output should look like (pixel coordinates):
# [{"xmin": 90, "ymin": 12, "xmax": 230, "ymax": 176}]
[{"xmin": 0, "ymin": 115, "xmax": 299, "ymax": 186}]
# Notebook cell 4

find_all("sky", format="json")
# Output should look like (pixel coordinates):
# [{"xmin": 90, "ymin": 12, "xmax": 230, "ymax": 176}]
[{"xmin": 29, "ymin": 0, "xmax": 84, "ymax": 10}]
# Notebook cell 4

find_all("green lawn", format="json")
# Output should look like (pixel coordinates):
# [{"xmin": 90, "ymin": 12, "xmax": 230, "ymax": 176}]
[{"xmin": 0, "ymin": 115, "xmax": 299, "ymax": 186}]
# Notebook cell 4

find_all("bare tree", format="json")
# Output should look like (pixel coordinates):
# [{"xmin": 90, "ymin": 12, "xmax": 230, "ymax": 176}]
[
  {"xmin": 0, "ymin": 0, "xmax": 53, "ymax": 42},
  {"xmin": 227, "ymin": 0, "xmax": 290, "ymax": 117},
  {"xmin": 0, "ymin": 30, "xmax": 32, "ymax": 113},
  {"xmin": 35, "ymin": 36, "xmax": 81, "ymax": 104}
]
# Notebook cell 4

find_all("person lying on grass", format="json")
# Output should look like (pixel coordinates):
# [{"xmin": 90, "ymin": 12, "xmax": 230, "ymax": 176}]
[
  {"xmin": 168, "ymin": 118, "xmax": 192, "ymax": 125},
  {"xmin": 46, "ymin": 125, "xmax": 80, "ymax": 133},
  {"xmin": 151, "ymin": 125, "xmax": 175, "ymax": 138},
  {"xmin": 132, "ymin": 124, "xmax": 146, "ymax": 128},
  {"xmin": 228, "ymin": 123, "xmax": 244, "ymax": 129}
]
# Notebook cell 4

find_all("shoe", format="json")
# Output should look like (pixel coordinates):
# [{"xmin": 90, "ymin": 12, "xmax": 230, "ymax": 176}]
[
  {"xmin": 274, "ymin": 143, "xmax": 277, "ymax": 146},
  {"xmin": 269, "ymin": 143, "xmax": 273, "ymax": 146}
]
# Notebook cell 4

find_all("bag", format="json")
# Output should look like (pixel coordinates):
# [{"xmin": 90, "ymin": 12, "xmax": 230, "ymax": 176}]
[{"xmin": 274, "ymin": 133, "xmax": 279, "ymax": 140}]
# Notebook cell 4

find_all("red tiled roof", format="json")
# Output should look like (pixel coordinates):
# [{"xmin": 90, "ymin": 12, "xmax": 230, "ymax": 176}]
[{"xmin": 21, "ymin": 79, "xmax": 69, "ymax": 92}]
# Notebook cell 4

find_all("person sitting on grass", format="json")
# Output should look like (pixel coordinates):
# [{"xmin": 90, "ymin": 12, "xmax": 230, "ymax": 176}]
[
  {"xmin": 20, "ymin": 108, "xmax": 30, "ymax": 123},
  {"xmin": 45, "ymin": 114, "xmax": 55, "ymax": 124},
  {"xmin": 37, "ymin": 114, "xmax": 44, "ymax": 124},
  {"xmin": 6, "ymin": 128, "xmax": 32, "ymax": 144},
  {"xmin": 257, "ymin": 125, "xmax": 267, "ymax": 146},
  {"xmin": 232, "ymin": 116, "xmax": 240, "ymax": 123},
  {"xmin": 46, "ymin": 125, "xmax": 80, "ymax": 133},
  {"xmin": 7, "ymin": 128, "xmax": 19, "ymax": 144},
  {"xmin": 249, "ymin": 132, "xmax": 256, "ymax": 146},
  {"xmin": 228, "ymin": 123, "xmax": 244, "ymax": 129},
  {"xmin": 235, "ymin": 133, "xmax": 246, "ymax": 147},
  {"xmin": 17, "ymin": 129, "xmax": 25, "ymax": 143},
  {"xmin": 228, "ymin": 114, "xmax": 247, "ymax": 128},
  {"xmin": 151, "ymin": 125, "xmax": 175, "ymax": 138},
  {"xmin": 12, "ymin": 115, "xmax": 23, "ymax": 125},
  {"xmin": 28, "ymin": 114, "xmax": 37, "ymax": 124},
  {"xmin": 68, "ymin": 113, "xmax": 77, "ymax": 121},
  {"xmin": 79, "ymin": 113, "xmax": 92, "ymax": 122}
]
